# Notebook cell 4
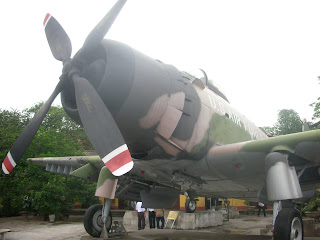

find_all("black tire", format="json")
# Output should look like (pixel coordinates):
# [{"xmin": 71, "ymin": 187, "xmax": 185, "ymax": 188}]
[
  {"xmin": 274, "ymin": 208, "xmax": 303, "ymax": 240},
  {"xmin": 83, "ymin": 204, "xmax": 112, "ymax": 238},
  {"xmin": 185, "ymin": 198, "xmax": 197, "ymax": 213},
  {"xmin": 127, "ymin": 200, "xmax": 136, "ymax": 210}
]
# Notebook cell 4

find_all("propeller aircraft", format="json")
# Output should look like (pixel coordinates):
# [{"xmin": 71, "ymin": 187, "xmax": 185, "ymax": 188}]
[{"xmin": 2, "ymin": 0, "xmax": 320, "ymax": 239}]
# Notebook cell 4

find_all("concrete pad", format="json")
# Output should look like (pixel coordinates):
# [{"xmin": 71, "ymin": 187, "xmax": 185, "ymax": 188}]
[
  {"xmin": 0, "ymin": 213, "xmax": 318, "ymax": 240},
  {"xmin": 122, "ymin": 211, "xmax": 139, "ymax": 230},
  {"xmin": 175, "ymin": 211, "xmax": 223, "ymax": 229},
  {"xmin": 123, "ymin": 210, "xmax": 223, "ymax": 230},
  {"xmin": 120, "ymin": 229, "xmax": 272, "ymax": 240}
]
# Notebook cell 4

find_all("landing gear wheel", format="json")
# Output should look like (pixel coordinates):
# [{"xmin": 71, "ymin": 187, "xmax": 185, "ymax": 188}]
[
  {"xmin": 274, "ymin": 208, "xmax": 303, "ymax": 240},
  {"xmin": 127, "ymin": 200, "xmax": 136, "ymax": 210},
  {"xmin": 185, "ymin": 198, "xmax": 197, "ymax": 213},
  {"xmin": 84, "ymin": 204, "xmax": 112, "ymax": 238}
]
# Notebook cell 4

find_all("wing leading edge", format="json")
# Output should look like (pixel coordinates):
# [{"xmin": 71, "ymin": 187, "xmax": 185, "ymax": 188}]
[{"xmin": 203, "ymin": 129, "xmax": 320, "ymax": 200}]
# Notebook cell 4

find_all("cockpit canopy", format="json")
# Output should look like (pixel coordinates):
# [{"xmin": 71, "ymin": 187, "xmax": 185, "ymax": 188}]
[{"xmin": 181, "ymin": 68, "xmax": 229, "ymax": 103}]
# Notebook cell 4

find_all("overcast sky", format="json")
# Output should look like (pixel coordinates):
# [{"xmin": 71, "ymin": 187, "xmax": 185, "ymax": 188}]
[{"xmin": 1, "ymin": 0, "xmax": 320, "ymax": 128}]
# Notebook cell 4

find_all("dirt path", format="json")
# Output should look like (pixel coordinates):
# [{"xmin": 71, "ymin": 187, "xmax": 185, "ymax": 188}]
[{"xmin": 0, "ymin": 216, "xmax": 87, "ymax": 240}]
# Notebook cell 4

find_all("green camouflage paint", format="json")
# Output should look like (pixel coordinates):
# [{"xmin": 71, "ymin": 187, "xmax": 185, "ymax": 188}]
[
  {"xmin": 96, "ymin": 166, "xmax": 116, "ymax": 189},
  {"xmin": 240, "ymin": 129, "xmax": 320, "ymax": 153},
  {"xmin": 95, "ymin": 166, "xmax": 118, "ymax": 199},
  {"xmin": 191, "ymin": 113, "xmax": 252, "ymax": 155},
  {"xmin": 70, "ymin": 163, "xmax": 97, "ymax": 179}
]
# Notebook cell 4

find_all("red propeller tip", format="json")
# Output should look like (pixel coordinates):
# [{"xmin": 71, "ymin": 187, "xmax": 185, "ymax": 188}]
[
  {"xmin": 110, "ymin": 160, "xmax": 133, "ymax": 177},
  {"xmin": 102, "ymin": 144, "xmax": 133, "ymax": 176},
  {"xmin": 43, "ymin": 13, "xmax": 51, "ymax": 27},
  {"xmin": 2, "ymin": 152, "xmax": 16, "ymax": 175}
]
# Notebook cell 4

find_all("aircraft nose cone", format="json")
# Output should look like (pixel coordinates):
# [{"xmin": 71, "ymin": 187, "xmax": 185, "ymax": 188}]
[
  {"xmin": 61, "ymin": 40, "xmax": 135, "ymax": 124},
  {"xmin": 92, "ymin": 40, "xmax": 135, "ymax": 116}
]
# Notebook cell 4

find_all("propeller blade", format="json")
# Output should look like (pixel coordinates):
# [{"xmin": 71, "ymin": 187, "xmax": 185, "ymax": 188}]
[
  {"xmin": 83, "ymin": 0, "xmax": 127, "ymax": 50},
  {"xmin": 1, "ymin": 75, "xmax": 67, "ymax": 174},
  {"xmin": 73, "ymin": 75, "xmax": 133, "ymax": 176},
  {"xmin": 43, "ymin": 13, "xmax": 72, "ymax": 62}
]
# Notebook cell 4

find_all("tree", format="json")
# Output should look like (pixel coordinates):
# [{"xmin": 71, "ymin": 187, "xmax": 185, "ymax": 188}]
[
  {"xmin": 309, "ymin": 77, "xmax": 320, "ymax": 129},
  {"xmin": 0, "ymin": 109, "xmax": 24, "ymax": 155},
  {"xmin": 25, "ymin": 103, "xmax": 93, "ymax": 150},
  {"xmin": 274, "ymin": 109, "xmax": 302, "ymax": 135},
  {"xmin": 260, "ymin": 126, "xmax": 277, "ymax": 136},
  {"xmin": 0, "ymin": 104, "xmax": 97, "ymax": 217}
]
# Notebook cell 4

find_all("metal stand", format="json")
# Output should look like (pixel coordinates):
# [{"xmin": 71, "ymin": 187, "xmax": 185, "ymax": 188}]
[
  {"xmin": 164, "ymin": 211, "xmax": 179, "ymax": 229},
  {"xmin": 165, "ymin": 219, "xmax": 176, "ymax": 229},
  {"xmin": 224, "ymin": 198, "xmax": 230, "ymax": 221},
  {"xmin": 108, "ymin": 221, "xmax": 128, "ymax": 237}
]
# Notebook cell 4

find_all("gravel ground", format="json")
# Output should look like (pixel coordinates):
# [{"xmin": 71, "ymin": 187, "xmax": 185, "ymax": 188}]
[
  {"xmin": 0, "ymin": 214, "xmax": 274, "ymax": 240},
  {"xmin": 0, "ymin": 214, "xmax": 317, "ymax": 240},
  {"xmin": 0, "ymin": 215, "xmax": 86, "ymax": 240}
]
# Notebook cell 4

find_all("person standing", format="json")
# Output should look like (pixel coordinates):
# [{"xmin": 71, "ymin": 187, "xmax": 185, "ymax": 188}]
[
  {"xmin": 257, "ymin": 202, "xmax": 266, "ymax": 217},
  {"xmin": 135, "ymin": 201, "xmax": 145, "ymax": 230},
  {"xmin": 155, "ymin": 209, "xmax": 165, "ymax": 229},
  {"xmin": 148, "ymin": 208, "xmax": 156, "ymax": 229}
]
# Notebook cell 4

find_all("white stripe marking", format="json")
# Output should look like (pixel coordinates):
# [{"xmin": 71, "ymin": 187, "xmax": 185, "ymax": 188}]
[
  {"xmin": 44, "ymin": 15, "xmax": 52, "ymax": 28},
  {"xmin": 2, "ymin": 163, "xmax": 9, "ymax": 174},
  {"xmin": 102, "ymin": 144, "xmax": 128, "ymax": 164},
  {"xmin": 111, "ymin": 161, "xmax": 134, "ymax": 176},
  {"xmin": 7, "ymin": 152, "xmax": 17, "ymax": 168}
]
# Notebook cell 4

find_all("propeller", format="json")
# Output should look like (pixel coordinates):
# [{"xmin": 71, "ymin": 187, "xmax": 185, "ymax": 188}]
[
  {"xmin": 43, "ymin": 13, "xmax": 72, "ymax": 62},
  {"xmin": 73, "ymin": 75, "xmax": 132, "ymax": 176},
  {"xmin": 2, "ymin": 0, "xmax": 133, "ymax": 176}
]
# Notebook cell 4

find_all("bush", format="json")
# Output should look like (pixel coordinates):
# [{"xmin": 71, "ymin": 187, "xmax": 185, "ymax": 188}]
[
  {"xmin": 302, "ymin": 190, "xmax": 320, "ymax": 212},
  {"xmin": 0, "ymin": 105, "xmax": 95, "ymax": 217},
  {"xmin": 31, "ymin": 176, "xmax": 72, "ymax": 218},
  {"xmin": 0, "ymin": 198, "xmax": 3, "ymax": 212},
  {"xmin": 65, "ymin": 177, "xmax": 99, "ymax": 208}
]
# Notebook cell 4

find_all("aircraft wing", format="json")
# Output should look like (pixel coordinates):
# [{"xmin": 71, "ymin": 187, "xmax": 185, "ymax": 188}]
[
  {"xmin": 241, "ymin": 129, "xmax": 320, "ymax": 162},
  {"xmin": 28, "ymin": 129, "xmax": 320, "ymax": 205},
  {"xmin": 28, "ymin": 155, "xmax": 104, "ymax": 182},
  {"xmin": 28, "ymin": 154, "xmax": 186, "ymax": 207},
  {"xmin": 27, "ymin": 154, "xmax": 189, "ymax": 189},
  {"xmin": 199, "ymin": 129, "xmax": 320, "ymax": 201},
  {"xmin": 208, "ymin": 129, "xmax": 320, "ymax": 165}
]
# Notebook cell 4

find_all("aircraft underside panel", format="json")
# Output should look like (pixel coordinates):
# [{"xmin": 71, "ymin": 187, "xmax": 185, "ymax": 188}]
[
  {"xmin": 140, "ymin": 187, "xmax": 180, "ymax": 208},
  {"xmin": 204, "ymin": 149, "xmax": 266, "ymax": 187}
]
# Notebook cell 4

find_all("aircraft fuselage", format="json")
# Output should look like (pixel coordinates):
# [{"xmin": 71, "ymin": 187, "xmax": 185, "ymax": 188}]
[{"xmin": 61, "ymin": 39, "xmax": 267, "ymax": 161}]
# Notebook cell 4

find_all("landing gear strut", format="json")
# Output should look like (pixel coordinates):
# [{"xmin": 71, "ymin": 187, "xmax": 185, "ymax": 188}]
[
  {"xmin": 127, "ymin": 200, "xmax": 136, "ymax": 210},
  {"xmin": 185, "ymin": 198, "xmax": 197, "ymax": 213},
  {"xmin": 83, "ymin": 201, "xmax": 112, "ymax": 238},
  {"xmin": 265, "ymin": 152, "xmax": 304, "ymax": 240}
]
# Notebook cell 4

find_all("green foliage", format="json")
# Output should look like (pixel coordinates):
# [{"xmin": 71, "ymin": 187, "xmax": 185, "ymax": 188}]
[
  {"xmin": 0, "ymin": 104, "xmax": 97, "ymax": 217},
  {"xmin": 31, "ymin": 175, "xmax": 71, "ymax": 217},
  {"xmin": 65, "ymin": 178, "xmax": 99, "ymax": 208},
  {"xmin": 0, "ymin": 109, "xmax": 24, "ymax": 154},
  {"xmin": 302, "ymin": 190, "xmax": 320, "ymax": 212},
  {"xmin": 309, "ymin": 77, "xmax": 320, "ymax": 127},
  {"xmin": 262, "ymin": 109, "xmax": 302, "ymax": 136},
  {"xmin": 310, "ymin": 98, "xmax": 320, "ymax": 121},
  {"xmin": 274, "ymin": 109, "xmax": 302, "ymax": 135},
  {"xmin": 261, "ymin": 126, "xmax": 276, "ymax": 136},
  {"xmin": 24, "ymin": 103, "xmax": 93, "ymax": 150}
]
